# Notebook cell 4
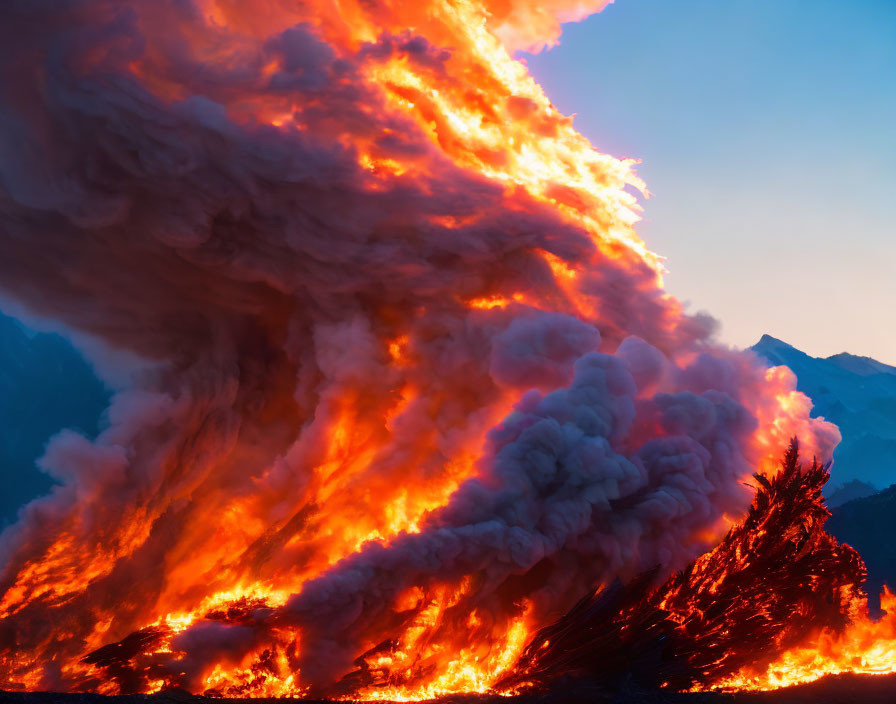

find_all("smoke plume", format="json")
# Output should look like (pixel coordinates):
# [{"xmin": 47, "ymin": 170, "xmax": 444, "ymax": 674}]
[{"xmin": 0, "ymin": 0, "xmax": 837, "ymax": 697}]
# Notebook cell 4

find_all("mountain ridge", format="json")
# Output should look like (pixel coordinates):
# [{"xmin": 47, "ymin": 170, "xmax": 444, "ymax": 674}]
[{"xmin": 751, "ymin": 334, "xmax": 896, "ymax": 490}]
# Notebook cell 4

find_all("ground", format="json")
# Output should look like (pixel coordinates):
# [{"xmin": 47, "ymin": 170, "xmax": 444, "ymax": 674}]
[{"xmin": 4, "ymin": 673, "xmax": 896, "ymax": 704}]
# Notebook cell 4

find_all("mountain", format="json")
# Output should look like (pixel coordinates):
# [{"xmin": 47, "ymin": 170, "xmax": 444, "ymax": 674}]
[
  {"xmin": 751, "ymin": 334, "xmax": 896, "ymax": 490},
  {"xmin": 828, "ymin": 485, "xmax": 896, "ymax": 612},
  {"xmin": 0, "ymin": 313, "xmax": 108, "ymax": 525},
  {"xmin": 826, "ymin": 479, "xmax": 879, "ymax": 509}
]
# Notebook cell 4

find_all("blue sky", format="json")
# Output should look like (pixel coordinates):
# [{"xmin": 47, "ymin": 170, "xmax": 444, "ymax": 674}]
[{"xmin": 525, "ymin": 0, "xmax": 896, "ymax": 364}]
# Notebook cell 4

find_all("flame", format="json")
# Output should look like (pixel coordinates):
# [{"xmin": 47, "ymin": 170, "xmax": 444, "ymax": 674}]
[
  {"xmin": 497, "ymin": 440, "xmax": 886, "ymax": 697},
  {"xmin": 350, "ymin": 590, "xmax": 533, "ymax": 701},
  {"xmin": 716, "ymin": 588, "xmax": 896, "ymax": 691},
  {"xmin": 0, "ymin": 0, "xmax": 846, "ymax": 699}
]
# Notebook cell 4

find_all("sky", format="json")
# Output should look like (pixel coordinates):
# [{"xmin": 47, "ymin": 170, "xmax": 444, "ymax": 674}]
[{"xmin": 525, "ymin": 0, "xmax": 896, "ymax": 365}]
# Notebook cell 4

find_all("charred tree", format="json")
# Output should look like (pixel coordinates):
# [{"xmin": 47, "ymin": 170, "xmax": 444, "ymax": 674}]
[{"xmin": 498, "ymin": 439, "xmax": 867, "ymax": 694}]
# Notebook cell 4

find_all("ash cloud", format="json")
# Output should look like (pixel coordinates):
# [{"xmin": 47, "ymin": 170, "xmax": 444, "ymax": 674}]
[
  {"xmin": 0, "ymin": 0, "xmax": 838, "ymax": 695},
  {"xmin": 282, "ymin": 332, "xmax": 766, "ymax": 686}
]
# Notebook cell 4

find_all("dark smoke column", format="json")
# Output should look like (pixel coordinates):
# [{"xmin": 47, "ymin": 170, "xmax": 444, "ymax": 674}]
[{"xmin": 0, "ymin": 0, "xmax": 838, "ymax": 697}]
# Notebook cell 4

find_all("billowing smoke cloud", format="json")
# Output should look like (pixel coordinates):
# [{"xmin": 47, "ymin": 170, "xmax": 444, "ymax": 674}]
[
  {"xmin": 485, "ymin": 0, "xmax": 616, "ymax": 52},
  {"xmin": 0, "ymin": 0, "xmax": 838, "ymax": 697},
  {"xmin": 278, "ymin": 332, "xmax": 765, "ymax": 687}
]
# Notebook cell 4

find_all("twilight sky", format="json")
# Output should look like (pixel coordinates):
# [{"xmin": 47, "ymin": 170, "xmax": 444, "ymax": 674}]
[{"xmin": 526, "ymin": 0, "xmax": 896, "ymax": 365}]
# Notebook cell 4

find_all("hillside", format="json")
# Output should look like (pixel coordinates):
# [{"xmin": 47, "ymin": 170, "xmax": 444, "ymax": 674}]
[{"xmin": 828, "ymin": 484, "xmax": 896, "ymax": 612}]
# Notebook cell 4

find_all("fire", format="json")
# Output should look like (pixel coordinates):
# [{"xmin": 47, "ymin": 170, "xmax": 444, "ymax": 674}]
[
  {"xmin": 0, "ymin": 0, "xmax": 848, "ymax": 700},
  {"xmin": 350, "ymin": 593, "xmax": 533, "ymax": 701},
  {"xmin": 715, "ymin": 588, "xmax": 896, "ymax": 691},
  {"xmin": 467, "ymin": 294, "xmax": 526, "ymax": 310},
  {"xmin": 500, "ymin": 440, "xmax": 896, "ymax": 698}
]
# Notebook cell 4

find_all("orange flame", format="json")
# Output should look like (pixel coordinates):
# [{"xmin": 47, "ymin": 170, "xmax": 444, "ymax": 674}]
[
  {"xmin": 0, "ymin": 0, "xmax": 845, "ymax": 699},
  {"xmin": 716, "ymin": 588, "xmax": 896, "ymax": 691}
]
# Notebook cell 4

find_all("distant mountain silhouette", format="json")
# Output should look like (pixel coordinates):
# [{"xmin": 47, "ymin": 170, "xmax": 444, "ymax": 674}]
[
  {"xmin": 751, "ymin": 335, "xmax": 896, "ymax": 490},
  {"xmin": 828, "ymin": 485, "xmax": 896, "ymax": 612},
  {"xmin": 826, "ymin": 479, "xmax": 879, "ymax": 509},
  {"xmin": 0, "ymin": 313, "xmax": 108, "ymax": 524}
]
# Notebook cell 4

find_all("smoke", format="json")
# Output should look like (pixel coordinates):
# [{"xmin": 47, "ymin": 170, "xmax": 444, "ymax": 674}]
[
  {"xmin": 0, "ymin": 0, "xmax": 838, "ymax": 696},
  {"xmin": 484, "ymin": 0, "xmax": 617, "ymax": 52},
  {"xmin": 280, "ymin": 333, "xmax": 770, "ymax": 687}
]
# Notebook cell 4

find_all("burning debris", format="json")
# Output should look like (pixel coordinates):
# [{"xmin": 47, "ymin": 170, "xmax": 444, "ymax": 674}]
[
  {"xmin": 69, "ymin": 440, "xmax": 896, "ymax": 699},
  {"xmin": 497, "ymin": 440, "xmax": 871, "ymax": 695},
  {"xmin": 0, "ymin": 0, "xmax": 877, "ymax": 699}
]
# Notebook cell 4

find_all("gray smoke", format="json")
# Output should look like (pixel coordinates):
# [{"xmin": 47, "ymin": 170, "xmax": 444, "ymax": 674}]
[{"xmin": 0, "ymin": 0, "xmax": 838, "ymax": 695}]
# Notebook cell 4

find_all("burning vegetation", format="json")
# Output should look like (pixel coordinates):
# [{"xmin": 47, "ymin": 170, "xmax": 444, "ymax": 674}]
[
  {"xmin": 17, "ymin": 440, "xmax": 896, "ymax": 701},
  {"xmin": 0, "ymin": 0, "xmax": 890, "ymax": 700},
  {"xmin": 499, "ymin": 439, "xmax": 894, "ymax": 696}
]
